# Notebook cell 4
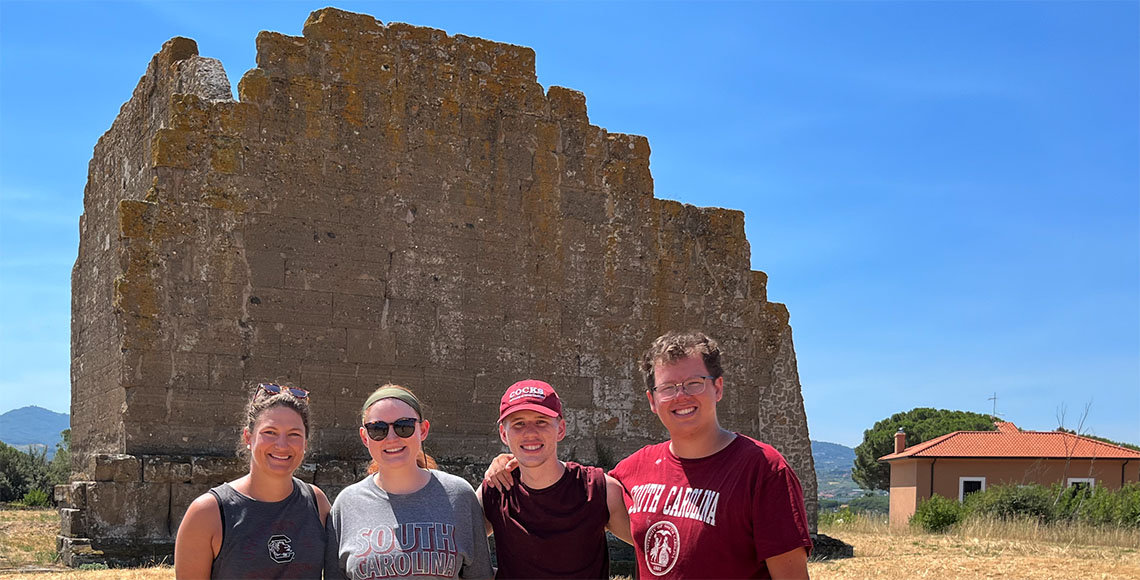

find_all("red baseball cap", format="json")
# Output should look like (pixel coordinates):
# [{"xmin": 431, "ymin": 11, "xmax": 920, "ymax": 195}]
[{"xmin": 498, "ymin": 379, "xmax": 562, "ymax": 422}]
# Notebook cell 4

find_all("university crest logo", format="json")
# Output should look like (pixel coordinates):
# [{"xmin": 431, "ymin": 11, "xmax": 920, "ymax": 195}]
[
  {"xmin": 644, "ymin": 520, "xmax": 679, "ymax": 576},
  {"xmin": 267, "ymin": 534, "xmax": 295, "ymax": 564}
]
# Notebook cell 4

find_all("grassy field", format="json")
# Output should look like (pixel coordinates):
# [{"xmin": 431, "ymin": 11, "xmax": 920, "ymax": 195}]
[{"xmin": 3, "ymin": 507, "xmax": 1138, "ymax": 579}]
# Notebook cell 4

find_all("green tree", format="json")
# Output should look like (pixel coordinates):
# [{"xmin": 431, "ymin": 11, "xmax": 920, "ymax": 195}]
[
  {"xmin": 47, "ymin": 428, "xmax": 71, "ymax": 488},
  {"xmin": 1054, "ymin": 427, "xmax": 1140, "ymax": 451},
  {"xmin": 852, "ymin": 407, "xmax": 996, "ymax": 491},
  {"xmin": 0, "ymin": 441, "xmax": 46, "ymax": 502}
]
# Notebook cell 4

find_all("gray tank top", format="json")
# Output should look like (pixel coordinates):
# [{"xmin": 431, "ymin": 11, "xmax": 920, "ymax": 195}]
[{"xmin": 209, "ymin": 477, "xmax": 326, "ymax": 579}]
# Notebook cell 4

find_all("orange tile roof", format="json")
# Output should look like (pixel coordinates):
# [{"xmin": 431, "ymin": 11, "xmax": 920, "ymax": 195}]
[{"xmin": 879, "ymin": 423, "xmax": 1140, "ymax": 461}]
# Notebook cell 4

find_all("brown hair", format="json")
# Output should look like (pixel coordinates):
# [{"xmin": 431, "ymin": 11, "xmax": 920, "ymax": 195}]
[
  {"xmin": 640, "ymin": 331, "xmax": 724, "ymax": 391},
  {"xmin": 361, "ymin": 384, "xmax": 437, "ymax": 471},
  {"xmin": 237, "ymin": 381, "xmax": 311, "ymax": 459}
]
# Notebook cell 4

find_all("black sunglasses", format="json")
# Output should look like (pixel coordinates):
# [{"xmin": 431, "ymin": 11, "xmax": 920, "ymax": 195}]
[
  {"xmin": 364, "ymin": 418, "xmax": 419, "ymax": 441},
  {"xmin": 259, "ymin": 383, "xmax": 309, "ymax": 398}
]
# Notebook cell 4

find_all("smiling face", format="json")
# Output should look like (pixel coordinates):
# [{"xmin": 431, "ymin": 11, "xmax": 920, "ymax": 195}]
[
  {"xmin": 647, "ymin": 353, "xmax": 724, "ymax": 441},
  {"xmin": 244, "ymin": 405, "xmax": 307, "ymax": 478},
  {"xmin": 499, "ymin": 409, "xmax": 565, "ymax": 470},
  {"xmin": 360, "ymin": 398, "xmax": 429, "ymax": 473}
]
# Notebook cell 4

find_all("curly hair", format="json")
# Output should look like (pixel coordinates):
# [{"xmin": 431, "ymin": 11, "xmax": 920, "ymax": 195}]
[{"xmin": 639, "ymin": 331, "xmax": 724, "ymax": 391}]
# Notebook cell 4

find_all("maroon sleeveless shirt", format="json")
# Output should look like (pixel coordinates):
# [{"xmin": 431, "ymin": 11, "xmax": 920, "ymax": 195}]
[{"xmin": 481, "ymin": 462, "xmax": 610, "ymax": 579}]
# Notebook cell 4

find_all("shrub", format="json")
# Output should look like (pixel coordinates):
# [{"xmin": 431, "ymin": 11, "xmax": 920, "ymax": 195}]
[
  {"xmin": 911, "ymin": 494, "xmax": 965, "ymax": 532},
  {"xmin": 966, "ymin": 484, "xmax": 1054, "ymax": 523},
  {"xmin": 1054, "ymin": 482, "xmax": 1140, "ymax": 529},
  {"xmin": 17, "ymin": 487, "xmax": 51, "ymax": 507},
  {"xmin": 819, "ymin": 506, "xmax": 855, "ymax": 526}
]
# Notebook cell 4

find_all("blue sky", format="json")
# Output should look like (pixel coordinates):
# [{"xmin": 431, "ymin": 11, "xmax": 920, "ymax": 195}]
[{"xmin": 1, "ymin": 1, "xmax": 1136, "ymax": 448}]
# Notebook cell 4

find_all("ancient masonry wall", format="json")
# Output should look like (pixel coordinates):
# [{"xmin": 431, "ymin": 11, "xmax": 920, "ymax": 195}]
[{"xmin": 63, "ymin": 8, "xmax": 816, "ymax": 564}]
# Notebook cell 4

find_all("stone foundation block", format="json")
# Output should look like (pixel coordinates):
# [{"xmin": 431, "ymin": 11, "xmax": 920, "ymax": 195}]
[
  {"xmin": 190, "ymin": 456, "xmax": 246, "ymax": 484},
  {"xmin": 69, "ymin": 482, "xmax": 89, "ymax": 509},
  {"xmin": 314, "ymin": 459, "xmax": 355, "ymax": 486},
  {"xmin": 295, "ymin": 462, "xmax": 316, "ymax": 483},
  {"xmin": 54, "ymin": 484, "xmax": 70, "ymax": 506},
  {"xmin": 171, "ymin": 461, "xmax": 192, "ymax": 483},
  {"xmin": 60, "ymin": 507, "xmax": 87, "ymax": 537},
  {"xmin": 59, "ymin": 536, "xmax": 104, "ymax": 568},
  {"xmin": 86, "ymin": 481, "xmax": 171, "ymax": 540},
  {"xmin": 171, "ymin": 483, "xmax": 211, "ymax": 532},
  {"xmin": 92, "ymin": 454, "xmax": 141, "ymax": 482},
  {"xmin": 143, "ymin": 456, "xmax": 172, "ymax": 482}
]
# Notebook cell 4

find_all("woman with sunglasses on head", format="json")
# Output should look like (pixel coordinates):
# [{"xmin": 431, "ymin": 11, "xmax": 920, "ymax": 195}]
[
  {"xmin": 175, "ymin": 383, "xmax": 330, "ymax": 579},
  {"xmin": 325, "ymin": 384, "xmax": 493, "ymax": 580}
]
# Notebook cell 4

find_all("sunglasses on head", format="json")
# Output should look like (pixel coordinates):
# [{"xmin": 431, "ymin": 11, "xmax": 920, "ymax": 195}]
[
  {"xmin": 259, "ymin": 383, "xmax": 309, "ymax": 399},
  {"xmin": 364, "ymin": 418, "xmax": 419, "ymax": 441}
]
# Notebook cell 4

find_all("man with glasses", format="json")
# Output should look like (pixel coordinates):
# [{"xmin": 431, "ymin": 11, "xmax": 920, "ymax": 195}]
[{"xmin": 609, "ymin": 331, "xmax": 812, "ymax": 579}]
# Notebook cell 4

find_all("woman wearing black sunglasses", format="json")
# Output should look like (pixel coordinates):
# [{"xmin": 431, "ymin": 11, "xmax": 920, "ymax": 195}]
[
  {"xmin": 324, "ymin": 384, "xmax": 493, "ymax": 579},
  {"xmin": 175, "ymin": 383, "xmax": 330, "ymax": 579}
]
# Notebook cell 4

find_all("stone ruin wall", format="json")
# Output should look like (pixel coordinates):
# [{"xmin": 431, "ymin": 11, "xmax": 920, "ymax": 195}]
[{"xmin": 62, "ymin": 8, "xmax": 816, "ymax": 564}]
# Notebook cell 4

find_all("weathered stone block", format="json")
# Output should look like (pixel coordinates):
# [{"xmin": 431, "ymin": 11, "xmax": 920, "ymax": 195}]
[
  {"xmin": 314, "ymin": 459, "xmax": 356, "ymax": 486},
  {"xmin": 171, "ymin": 483, "xmax": 211, "ymax": 532},
  {"xmin": 60, "ymin": 507, "xmax": 86, "ymax": 537},
  {"xmin": 86, "ymin": 481, "xmax": 171, "ymax": 540},
  {"xmin": 143, "ymin": 456, "xmax": 175, "ymax": 483},
  {"xmin": 170, "ymin": 461, "xmax": 193, "ymax": 483},
  {"xmin": 190, "ymin": 456, "xmax": 247, "ymax": 485},
  {"xmin": 91, "ymin": 454, "xmax": 141, "ymax": 483},
  {"xmin": 69, "ymin": 482, "xmax": 89, "ymax": 510},
  {"xmin": 295, "ymin": 462, "xmax": 317, "ymax": 483},
  {"xmin": 54, "ymin": 484, "xmax": 70, "ymax": 506}
]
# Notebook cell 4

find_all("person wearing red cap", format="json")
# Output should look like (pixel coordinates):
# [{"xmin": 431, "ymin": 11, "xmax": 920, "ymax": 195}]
[
  {"xmin": 477, "ymin": 379, "xmax": 632, "ymax": 579},
  {"xmin": 608, "ymin": 331, "xmax": 812, "ymax": 579}
]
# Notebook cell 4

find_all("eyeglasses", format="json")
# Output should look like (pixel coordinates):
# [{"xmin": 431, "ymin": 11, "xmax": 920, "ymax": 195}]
[
  {"xmin": 260, "ymin": 383, "xmax": 309, "ymax": 399},
  {"xmin": 650, "ymin": 376, "xmax": 714, "ymax": 400},
  {"xmin": 364, "ymin": 418, "xmax": 419, "ymax": 441}
]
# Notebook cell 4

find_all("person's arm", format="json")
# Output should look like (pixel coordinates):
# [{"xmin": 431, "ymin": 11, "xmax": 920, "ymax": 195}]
[
  {"xmin": 460, "ymin": 484, "xmax": 495, "ymax": 579},
  {"xmin": 765, "ymin": 546, "xmax": 809, "ymax": 580},
  {"xmin": 312, "ymin": 484, "xmax": 332, "ymax": 526},
  {"xmin": 603, "ymin": 474, "xmax": 633, "ymax": 545},
  {"xmin": 324, "ymin": 501, "xmax": 347, "ymax": 580},
  {"xmin": 482, "ymin": 453, "xmax": 517, "ymax": 491},
  {"xmin": 474, "ymin": 484, "xmax": 493, "ymax": 536},
  {"xmin": 173, "ymin": 493, "xmax": 222, "ymax": 580}
]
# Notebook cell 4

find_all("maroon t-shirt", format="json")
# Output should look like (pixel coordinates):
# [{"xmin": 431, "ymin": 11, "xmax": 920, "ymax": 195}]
[
  {"xmin": 609, "ymin": 435, "xmax": 812, "ymax": 579},
  {"xmin": 481, "ymin": 462, "xmax": 610, "ymax": 579}
]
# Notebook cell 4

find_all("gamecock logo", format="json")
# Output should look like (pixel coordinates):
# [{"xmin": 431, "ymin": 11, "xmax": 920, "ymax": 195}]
[{"xmin": 267, "ymin": 534, "xmax": 295, "ymax": 564}]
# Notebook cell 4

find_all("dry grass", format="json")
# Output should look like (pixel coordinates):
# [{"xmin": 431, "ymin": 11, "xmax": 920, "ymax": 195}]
[
  {"xmin": 812, "ymin": 512, "xmax": 1140, "ymax": 579},
  {"xmin": 5, "ymin": 507, "xmax": 1139, "ymax": 578},
  {"xmin": 0, "ymin": 507, "xmax": 173, "ymax": 579},
  {"xmin": 0, "ymin": 507, "xmax": 62, "ymax": 569}
]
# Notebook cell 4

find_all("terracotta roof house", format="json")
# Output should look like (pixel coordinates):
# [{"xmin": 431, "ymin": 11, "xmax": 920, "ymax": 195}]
[{"xmin": 879, "ymin": 421, "xmax": 1140, "ymax": 526}]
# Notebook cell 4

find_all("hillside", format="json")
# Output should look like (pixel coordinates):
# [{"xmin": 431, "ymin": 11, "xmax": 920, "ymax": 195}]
[
  {"xmin": 812, "ymin": 440, "xmax": 875, "ymax": 500},
  {"xmin": 0, "ymin": 406, "xmax": 69, "ymax": 448}
]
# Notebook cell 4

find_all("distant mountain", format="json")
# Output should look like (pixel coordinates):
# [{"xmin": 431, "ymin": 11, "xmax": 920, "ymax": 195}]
[
  {"xmin": 0, "ymin": 406, "xmax": 70, "ymax": 448},
  {"xmin": 811, "ymin": 440, "xmax": 876, "ymax": 500}
]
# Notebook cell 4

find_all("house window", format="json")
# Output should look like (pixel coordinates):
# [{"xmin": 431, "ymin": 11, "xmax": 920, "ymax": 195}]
[
  {"xmin": 1067, "ymin": 477, "xmax": 1095, "ymax": 491},
  {"xmin": 959, "ymin": 477, "xmax": 985, "ymax": 502}
]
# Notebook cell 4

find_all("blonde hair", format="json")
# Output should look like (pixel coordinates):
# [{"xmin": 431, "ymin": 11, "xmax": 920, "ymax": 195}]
[{"xmin": 361, "ymin": 384, "xmax": 437, "ymax": 470}]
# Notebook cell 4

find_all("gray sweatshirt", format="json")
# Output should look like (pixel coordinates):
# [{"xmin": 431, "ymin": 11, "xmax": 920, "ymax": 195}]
[{"xmin": 325, "ymin": 470, "xmax": 493, "ymax": 580}]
